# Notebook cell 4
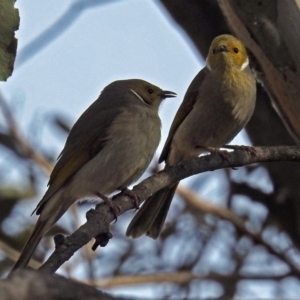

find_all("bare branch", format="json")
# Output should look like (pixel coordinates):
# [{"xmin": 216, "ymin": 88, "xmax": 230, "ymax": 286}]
[
  {"xmin": 219, "ymin": 0, "xmax": 300, "ymax": 142},
  {"xmin": 2, "ymin": 271, "xmax": 117, "ymax": 300},
  {"xmin": 86, "ymin": 271, "xmax": 294, "ymax": 289},
  {"xmin": 0, "ymin": 241, "xmax": 40, "ymax": 270},
  {"xmin": 0, "ymin": 94, "xmax": 53, "ymax": 174},
  {"xmin": 17, "ymin": 0, "xmax": 116, "ymax": 68},
  {"xmin": 39, "ymin": 146, "xmax": 300, "ymax": 273},
  {"xmin": 177, "ymin": 185, "xmax": 300, "ymax": 277}
]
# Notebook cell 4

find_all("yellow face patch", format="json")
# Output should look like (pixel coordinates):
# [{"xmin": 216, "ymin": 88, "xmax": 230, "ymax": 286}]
[{"xmin": 207, "ymin": 34, "xmax": 249, "ymax": 70}]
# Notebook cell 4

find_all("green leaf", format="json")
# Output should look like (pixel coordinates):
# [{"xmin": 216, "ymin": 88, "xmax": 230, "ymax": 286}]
[{"xmin": 0, "ymin": 0, "xmax": 19, "ymax": 81}]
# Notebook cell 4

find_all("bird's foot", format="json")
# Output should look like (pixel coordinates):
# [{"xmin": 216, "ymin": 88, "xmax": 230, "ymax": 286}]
[
  {"xmin": 223, "ymin": 144, "xmax": 257, "ymax": 157},
  {"xmin": 92, "ymin": 232, "xmax": 113, "ymax": 251},
  {"xmin": 96, "ymin": 192, "xmax": 120, "ymax": 222},
  {"xmin": 205, "ymin": 147, "xmax": 231, "ymax": 163},
  {"xmin": 115, "ymin": 187, "xmax": 140, "ymax": 210}
]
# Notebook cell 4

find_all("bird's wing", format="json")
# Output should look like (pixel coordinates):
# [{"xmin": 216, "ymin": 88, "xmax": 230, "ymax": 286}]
[
  {"xmin": 159, "ymin": 68, "xmax": 208, "ymax": 163},
  {"xmin": 34, "ymin": 96, "xmax": 122, "ymax": 215}
]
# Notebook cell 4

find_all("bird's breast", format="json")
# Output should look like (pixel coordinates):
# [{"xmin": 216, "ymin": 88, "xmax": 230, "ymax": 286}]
[
  {"xmin": 108, "ymin": 106, "xmax": 161, "ymax": 151},
  {"xmin": 65, "ymin": 106, "xmax": 161, "ymax": 197},
  {"xmin": 106, "ymin": 106, "xmax": 161, "ymax": 182},
  {"xmin": 168, "ymin": 68, "xmax": 256, "ymax": 164}
]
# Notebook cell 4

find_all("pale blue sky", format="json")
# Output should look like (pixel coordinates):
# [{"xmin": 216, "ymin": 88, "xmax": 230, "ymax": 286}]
[
  {"xmin": 0, "ymin": 2, "xmax": 286, "ymax": 299},
  {"xmin": 0, "ymin": 0, "xmax": 251, "ymax": 187},
  {"xmin": 1, "ymin": 0, "xmax": 202, "ymax": 156}
]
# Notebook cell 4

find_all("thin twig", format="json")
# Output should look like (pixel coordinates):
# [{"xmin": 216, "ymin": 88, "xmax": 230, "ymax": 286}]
[
  {"xmin": 0, "ymin": 93, "xmax": 53, "ymax": 174},
  {"xmin": 0, "ymin": 240, "xmax": 41, "ymax": 269},
  {"xmin": 177, "ymin": 185, "xmax": 300, "ymax": 277},
  {"xmin": 82, "ymin": 271, "xmax": 293, "ymax": 289}
]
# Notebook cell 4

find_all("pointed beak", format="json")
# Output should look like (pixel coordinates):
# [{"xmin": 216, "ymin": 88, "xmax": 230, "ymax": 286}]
[
  {"xmin": 217, "ymin": 44, "xmax": 228, "ymax": 53},
  {"xmin": 160, "ymin": 90, "xmax": 177, "ymax": 99}
]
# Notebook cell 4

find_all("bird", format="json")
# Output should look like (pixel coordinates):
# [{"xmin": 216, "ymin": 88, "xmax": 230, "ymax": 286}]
[
  {"xmin": 126, "ymin": 34, "xmax": 257, "ymax": 239},
  {"xmin": 12, "ymin": 79, "xmax": 176, "ymax": 271}
]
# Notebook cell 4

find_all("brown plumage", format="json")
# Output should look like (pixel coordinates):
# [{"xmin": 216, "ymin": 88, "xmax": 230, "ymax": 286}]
[
  {"xmin": 12, "ymin": 79, "xmax": 176, "ymax": 271},
  {"xmin": 126, "ymin": 35, "xmax": 257, "ymax": 239}
]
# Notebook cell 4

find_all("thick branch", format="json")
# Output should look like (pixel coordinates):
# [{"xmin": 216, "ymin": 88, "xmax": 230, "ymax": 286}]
[
  {"xmin": 2, "ymin": 271, "xmax": 116, "ymax": 300},
  {"xmin": 39, "ymin": 146, "xmax": 300, "ymax": 273},
  {"xmin": 219, "ymin": 0, "xmax": 300, "ymax": 142}
]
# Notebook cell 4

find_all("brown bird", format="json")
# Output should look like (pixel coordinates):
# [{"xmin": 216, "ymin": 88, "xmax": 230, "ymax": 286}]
[
  {"xmin": 126, "ymin": 34, "xmax": 257, "ymax": 239},
  {"xmin": 12, "ymin": 79, "xmax": 176, "ymax": 271}
]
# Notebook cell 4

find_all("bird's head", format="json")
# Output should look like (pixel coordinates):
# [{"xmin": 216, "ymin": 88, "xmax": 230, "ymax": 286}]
[
  {"xmin": 206, "ymin": 34, "xmax": 249, "ymax": 72},
  {"xmin": 126, "ymin": 79, "xmax": 176, "ymax": 110}
]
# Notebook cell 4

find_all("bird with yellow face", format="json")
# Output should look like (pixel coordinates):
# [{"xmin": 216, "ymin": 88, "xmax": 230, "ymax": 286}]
[
  {"xmin": 127, "ymin": 34, "xmax": 257, "ymax": 239},
  {"xmin": 12, "ymin": 79, "xmax": 176, "ymax": 271}
]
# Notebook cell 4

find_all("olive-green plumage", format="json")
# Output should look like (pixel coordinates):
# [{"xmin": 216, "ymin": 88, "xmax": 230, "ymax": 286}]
[
  {"xmin": 126, "ymin": 35, "xmax": 257, "ymax": 239},
  {"xmin": 12, "ymin": 79, "xmax": 176, "ymax": 271}
]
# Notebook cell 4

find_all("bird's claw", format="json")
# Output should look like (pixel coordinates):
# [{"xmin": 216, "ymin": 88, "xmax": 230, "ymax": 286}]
[
  {"xmin": 205, "ymin": 147, "xmax": 231, "ymax": 163},
  {"xmin": 96, "ymin": 192, "xmax": 120, "ymax": 222},
  {"xmin": 119, "ymin": 187, "xmax": 140, "ymax": 210},
  {"xmin": 223, "ymin": 144, "xmax": 257, "ymax": 157}
]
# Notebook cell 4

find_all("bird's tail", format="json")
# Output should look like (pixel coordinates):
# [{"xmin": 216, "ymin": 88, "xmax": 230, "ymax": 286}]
[
  {"xmin": 11, "ymin": 188, "xmax": 74, "ymax": 273},
  {"xmin": 11, "ymin": 219, "xmax": 51, "ymax": 272},
  {"xmin": 126, "ymin": 182, "xmax": 179, "ymax": 239}
]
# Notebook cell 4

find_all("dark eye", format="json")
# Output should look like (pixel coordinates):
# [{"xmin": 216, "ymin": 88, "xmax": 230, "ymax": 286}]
[
  {"xmin": 148, "ymin": 88, "xmax": 154, "ymax": 94},
  {"xmin": 233, "ymin": 47, "xmax": 239, "ymax": 53},
  {"xmin": 212, "ymin": 48, "xmax": 216, "ymax": 54}
]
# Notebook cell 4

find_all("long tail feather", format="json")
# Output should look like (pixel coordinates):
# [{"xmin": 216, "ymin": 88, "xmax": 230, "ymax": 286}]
[
  {"xmin": 126, "ymin": 182, "xmax": 179, "ymax": 239},
  {"xmin": 146, "ymin": 184, "xmax": 178, "ymax": 238},
  {"xmin": 11, "ymin": 219, "xmax": 51, "ymax": 272}
]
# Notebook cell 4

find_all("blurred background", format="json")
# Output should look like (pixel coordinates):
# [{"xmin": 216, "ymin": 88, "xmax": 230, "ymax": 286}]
[{"xmin": 1, "ymin": 0, "xmax": 300, "ymax": 299}]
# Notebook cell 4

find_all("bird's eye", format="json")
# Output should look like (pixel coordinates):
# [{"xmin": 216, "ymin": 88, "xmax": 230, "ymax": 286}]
[
  {"xmin": 233, "ymin": 47, "xmax": 239, "ymax": 53},
  {"xmin": 212, "ymin": 49, "xmax": 216, "ymax": 54},
  {"xmin": 148, "ymin": 88, "xmax": 154, "ymax": 94}
]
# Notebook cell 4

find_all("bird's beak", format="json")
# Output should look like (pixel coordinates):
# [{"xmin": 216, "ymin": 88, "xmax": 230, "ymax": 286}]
[
  {"xmin": 160, "ymin": 90, "xmax": 177, "ymax": 99},
  {"xmin": 217, "ymin": 45, "xmax": 228, "ymax": 53}
]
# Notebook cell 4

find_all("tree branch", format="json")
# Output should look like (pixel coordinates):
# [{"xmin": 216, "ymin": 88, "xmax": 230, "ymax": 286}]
[
  {"xmin": 0, "ymin": 94, "xmax": 53, "ymax": 174},
  {"xmin": 38, "ymin": 146, "xmax": 300, "ymax": 273},
  {"xmin": 85, "ymin": 271, "xmax": 294, "ymax": 289},
  {"xmin": 0, "ymin": 240, "xmax": 40, "ymax": 270},
  {"xmin": 177, "ymin": 185, "xmax": 300, "ymax": 277},
  {"xmin": 2, "ymin": 271, "xmax": 117, "ymax": 300}
]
